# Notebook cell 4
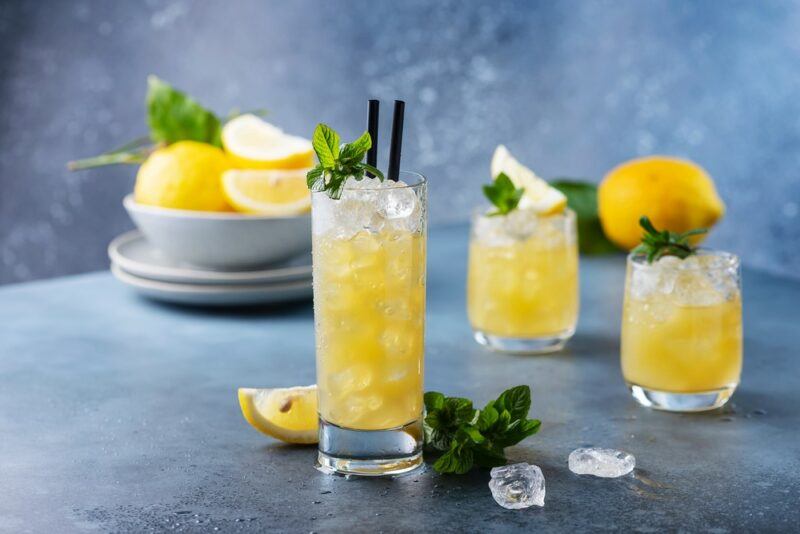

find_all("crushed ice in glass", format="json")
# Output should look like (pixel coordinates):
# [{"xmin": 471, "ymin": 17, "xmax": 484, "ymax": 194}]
[
  {"xmin": 488, "ymin": 463, "xmax": 545, "ymax": 509},
  {"xmin": 312, "ymin": 177, "xmax": 421, "ymax": 237},
  {"xmin": 568, "ymin": 448, "xmax": 635, "ymax": 478},
  {"xmin": 629, "ymin": 252, "xmax": 738, "ymax": 305}
]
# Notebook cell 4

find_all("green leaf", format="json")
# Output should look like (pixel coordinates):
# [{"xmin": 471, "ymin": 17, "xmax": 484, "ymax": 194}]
[
  {"xmin": 472, "ymin": 444, "xmax": 508, "ymax": 468},
  {"xmin": 306, "ymin": 167, "xmax": 324, "ymax": 190},
  {"xmin": 346, "ymin": 130, "xmax": 372, "ymax": 156},
  {"xmin": 634, "ymin": 216, "xmax": 707, "ymax": 263},
  {"xmin": 444, "ymin": 397, "xmax": 476, "ymax": 425},
  {"xmin": 477, "ymin": 402, "xmax": 499, "ymax": 432},
  {"xmin": 483, "ymin": 172, "xmax": 524, "ymax": 216},
  {"xmin": 494, "ymin": 385, "xmax": 531, "ymax": 421},
  {"xmin": 362, "ymin": 163, "xmax": 385, "ymax": 181},
  {"xmin": 550, "ymin": 179, "xmax": 619, "ymax": 255},
  {"xmin": 433, "ymin": 442, "xmax": 475, "ymax": 475},
  {"xmin": 493, "ymin": 418, "xmax": 541, "ymax": 448},
  {"xmin": 312, "ymin": 124, "xmax": 340, "ymax": 168},
  {"xmin": 146, "ymin": 75, "xmax": 222, "ymax": 147},
  {"xmin": 456, "ymin": 425, "xmax": 485, "ymax": 445},
  {"xmin": 424, "ymin": 391, "xmax": 445, "ymax": 412}
]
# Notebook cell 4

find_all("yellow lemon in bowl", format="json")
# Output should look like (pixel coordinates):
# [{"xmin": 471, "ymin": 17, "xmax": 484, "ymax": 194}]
[
  {"xmin": 134, "ymin": 140, "xmax": 232, "ymax": 211},
  {"xmin": 598, "ymin": 156, "xmax": 725, "ymax": 250},
  {"xmin": 222, "ymin": 168, "xmax": 311, "ymax": 216}
]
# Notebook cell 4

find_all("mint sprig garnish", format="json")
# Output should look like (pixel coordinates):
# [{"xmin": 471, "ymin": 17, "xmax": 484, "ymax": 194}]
[
  {"xmin": 483, "ymin": 173, "xmax": 525, "ymax": 216},
  {"xmin": 632, "ymin": 216, "xmax": 708, "ymax": 263},
  {"xmin": 423, "ymin": 385, "xmax": 541, "ymax": 474},
  {"xmin": 307, "ymin": 124, "xmax": 385, "ymax": 199}
]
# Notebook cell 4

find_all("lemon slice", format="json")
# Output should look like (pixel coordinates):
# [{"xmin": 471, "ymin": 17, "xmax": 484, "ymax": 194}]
[
  {"xmin": 490, "ymin": 145, "xmax": 567, "ymax": 214},
  {"xmin": 238, "ymin": 385, "xmax": 318, "ymax": 444},
  {"xmin": 221, "ymin": 169, "xmax": 311, "ymax": 215},
  {"xmin": 222, "ymin": 114, "xmax": 314, "ymax": 169}
]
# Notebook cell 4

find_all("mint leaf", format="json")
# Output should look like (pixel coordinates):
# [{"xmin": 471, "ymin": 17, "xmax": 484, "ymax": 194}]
[
  {"xmin": 424, "ymin": 386, "xmax": 541, "ymax": 475},
  {"xmin": 495, "ymin": 385, "xmax": 531, "ymax": 421},
  {"xmin": 472, "ymin": 445, "xmax": 507, "ymax": 468},
  {"xmin": 312, "ymin": 124, "xmax": 340, "ymax": 168},
  {"xmin": 306, "ymin": 167, "xmax": 324, "ymax": 190},
  {"xmin": 307, "ymin": 124, "xmax": 384, "ymax": 199},
  {"xmin": 550, "ymin": 179, "xmax": 619, "ymax": 255},
  {"xmin": 340, "ymin": 131, "xmax": 371, "ymax": 162},
  {"xmin": 146, "ymin": 75, "xmax": 222, "ymax": 147},
  {"xmin": 434, "ymin": 442, "xmax": 474, "ymax": 475},
  {"xmin": 424, "ymin": 391, "xmax": 445, "ymax": 412},
  {"xmin": 476, "ymin": 402, "xmax": 499, "ymax": 431},
  {"xmin": 456, "ymin": 425, "xmax": 485, "ymax": 445},
  {"xmin": 483, "ymin": 172, "xmax": 525, "ymax": 216}
]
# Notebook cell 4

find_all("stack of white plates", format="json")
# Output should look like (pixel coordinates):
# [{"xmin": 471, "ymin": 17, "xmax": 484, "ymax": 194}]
[{"xmin": 109, "ymin": 231, "xmax": 313, "ymax": 307}]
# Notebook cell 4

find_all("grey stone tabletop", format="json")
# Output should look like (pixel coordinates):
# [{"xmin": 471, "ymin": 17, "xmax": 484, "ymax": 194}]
[{"xmin": 1, "ymin": 225, "xmax": 798, "ymax": 533}]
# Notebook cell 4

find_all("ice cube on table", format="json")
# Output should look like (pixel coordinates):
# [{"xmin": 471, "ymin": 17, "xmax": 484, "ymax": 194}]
[
  {"xmin": 488, "ymin": 463, "xmax": 545, "ymax": 509},
  {"xmin": 568, "ymin": 448, "xmax": 635, "ymax": 478}
]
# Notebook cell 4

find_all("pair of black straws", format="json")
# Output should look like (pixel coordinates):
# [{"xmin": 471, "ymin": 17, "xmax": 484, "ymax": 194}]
[{"xmin": 366, "ymin": 99, "xmax": 404, "ymax": 182}]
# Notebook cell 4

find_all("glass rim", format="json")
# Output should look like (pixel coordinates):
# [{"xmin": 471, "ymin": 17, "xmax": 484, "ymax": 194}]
[
  {"xmin": 311, "ymin": 170, "xmax": 426, "ymax": 194},
  {"xmin": 470, "ymin": 206, "xmax": 576, "ymax": 221},
  {"xmin": 627, "ymin": 249, "xmax": 740, "ymax": 271}
]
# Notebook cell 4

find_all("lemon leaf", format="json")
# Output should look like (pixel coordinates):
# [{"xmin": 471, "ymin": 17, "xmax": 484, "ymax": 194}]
[
  {"xmin": 551, "ymin": 179, "xmax": 620, "ymax": 255},
  {"xmin": 146, "ymin": 75, "xmax": 222, "ymax": 147}
]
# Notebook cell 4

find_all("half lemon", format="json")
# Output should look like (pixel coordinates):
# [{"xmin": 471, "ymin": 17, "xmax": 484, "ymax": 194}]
[
  {"xmin": 222, "ymin": 114, "xmax": 314, "ymax": 169},
  {"xmin": 222, "ymin": 168, "xmax": 311, "ymax": 215},
  {"xmin": 238, "ymin": 385, "xmax": 318, "ymax": 444},
  {"xmin": 490, "ymin": 145, "xmax": 567, "ymax": 214}
]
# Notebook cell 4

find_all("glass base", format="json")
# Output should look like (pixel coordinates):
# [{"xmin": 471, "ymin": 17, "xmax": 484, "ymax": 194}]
[
  {"xmin": 315, "ymin": 417, "xmax": 423, "ymax": 477},
  {"xmin": 627, "ymin": 383, "xmax": 737, "ymax": 412},
  {"xmin": 473, "ymin": 328, "xmax": 574, "ymax": 354}
]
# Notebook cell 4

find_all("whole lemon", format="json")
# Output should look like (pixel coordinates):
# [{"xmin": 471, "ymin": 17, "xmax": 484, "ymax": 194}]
[
  {"xmin": 598, "ymin": 156, "xmax": 725, "ymax": 250},
  {"xmin": 134, "ymin": 141, "xmax": 232, "ymax": 211}
]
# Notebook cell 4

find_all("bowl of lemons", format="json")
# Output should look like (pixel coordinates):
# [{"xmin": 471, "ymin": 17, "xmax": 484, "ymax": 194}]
[
  {"xmin": 71, "ymin": 77, "xmax": 315, "ymax": 270},
  {"xmin": 126, "ymin": 114, "xmax": 314, "ymax": 269}
]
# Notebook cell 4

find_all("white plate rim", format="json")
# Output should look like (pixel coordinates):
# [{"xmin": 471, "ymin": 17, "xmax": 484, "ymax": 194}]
[
  {"xmin": 111, "ymin": 262, "xmax": 313, "ymax": 294},
  {"xmin": 108, "ymin": 231, "xmax": 312, "ymax": 285}
]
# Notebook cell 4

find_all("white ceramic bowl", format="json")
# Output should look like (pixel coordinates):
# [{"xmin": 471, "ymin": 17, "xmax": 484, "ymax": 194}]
[{"xmin": 123, "ymin": 195, "xmax": 311, "ymax": 270}]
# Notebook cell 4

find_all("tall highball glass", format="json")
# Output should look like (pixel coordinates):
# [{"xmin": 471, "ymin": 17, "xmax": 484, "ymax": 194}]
[{"xmin": 312, "ymin": 172, "xmax": 426, "ymax": 476}]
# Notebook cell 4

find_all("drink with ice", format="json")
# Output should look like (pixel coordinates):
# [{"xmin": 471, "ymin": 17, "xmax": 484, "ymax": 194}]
[
  {"xmin": 313, "ymin": 172, "xmax": 426, "ymax": 475},
  {"xmin": 467, "ymin": 208, "xmax": 579, "ymax": 353},
  {"xmin": 621, "ymin": 251, "xmax": 742, "ymax": 411}
]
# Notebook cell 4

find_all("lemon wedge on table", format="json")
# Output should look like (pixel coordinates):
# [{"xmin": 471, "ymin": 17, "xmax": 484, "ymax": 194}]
[
  {"xmin": 490, "ymin": 145, "xmax": 567, "ymax": 215},
  {"xmin": 221, "ymin": 169, "xmax": 311, "ymax": 215},
  {"xmin": 238, "ymin": 386, "xmax": 318, "ymax": 444},
  {"xmin": 222, "ymin": 114, "xmax": 314, "ymax": 169}
]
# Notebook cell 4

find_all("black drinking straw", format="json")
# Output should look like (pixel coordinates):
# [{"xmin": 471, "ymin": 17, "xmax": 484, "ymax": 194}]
[
  {"xmin": 366, "ymin": 99, "xmax": 379, "ymax": 178},
  {"xmin": 387, "ymin": 100, "xmax": 405, "ymax": 182}
]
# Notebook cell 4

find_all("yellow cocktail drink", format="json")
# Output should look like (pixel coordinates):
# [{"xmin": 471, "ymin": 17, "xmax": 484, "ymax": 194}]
[
  {"xmin": 312, "ymin": 171, "xmax": 427, "ymax": 476},
  {"xmin": 621, "ymin": 252, "xmax": 742, "ymax": 411},
  {"xmin": 314, "ymin": 229, "xmax": 425, "ymax": 430},
  {"xmin": 467, "ymin": 209, "xmax": 579, "ymax": 353}
]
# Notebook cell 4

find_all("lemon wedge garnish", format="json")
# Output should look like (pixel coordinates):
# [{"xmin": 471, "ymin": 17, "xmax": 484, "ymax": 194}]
[
  {"xmin": 238, "ymin": 385, "xmax": 318, "ymax": 444},
  {"xmin": 221, "ymin": 168, "xmax": 311, "ymax": 216},
  {"xmin": 490, "ymin": 145, "xmax": 567, "ymax": 215},
  {"xmin": 222, "ymin": 114, "xmax": 314, "ymax": 169}
]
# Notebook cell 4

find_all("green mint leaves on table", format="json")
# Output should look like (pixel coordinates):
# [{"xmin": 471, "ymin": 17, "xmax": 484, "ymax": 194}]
[
  {"xmin": 483, "ymin": 172, "xmax": 525, "ymax": 216},
  {"xmin": 550, "ymin": 179, "xmax": 619, "ymax": 255},
  {"xmin": 68, "ymin": 76, "xmax": 266, "ymax": 171},
  {"xmin": 306, "ymin": 123, "xmax": 384, "ymax": 200},
  {"xmin": 423, "ymin": 385, "xmax": 542, "ymax": 475},
  {"xmin": 633, "ymin": 216, "xmax": 708, "ymax": 263}
]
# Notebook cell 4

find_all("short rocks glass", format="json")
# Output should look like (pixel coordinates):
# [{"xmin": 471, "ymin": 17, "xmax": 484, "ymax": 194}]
[
  {"xmin": 467, "ymin": 208, "xmax": 579, "ymax": 354},
  {"xmin": 621, "ymin": 251, "xmax": 743, "ymax": 412}
]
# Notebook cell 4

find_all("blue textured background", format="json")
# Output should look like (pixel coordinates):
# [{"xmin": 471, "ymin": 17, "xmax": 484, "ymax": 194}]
[{"xmin": 1, "ymin": 0, "xmax": 799, "ymax": 284}]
